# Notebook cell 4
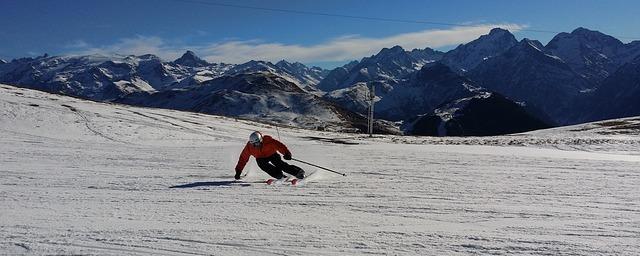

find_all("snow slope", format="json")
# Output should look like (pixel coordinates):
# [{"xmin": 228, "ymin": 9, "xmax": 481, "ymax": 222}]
[{"xmin": 1, "ymin": 84, "xmax": 639, "ymax": 255}]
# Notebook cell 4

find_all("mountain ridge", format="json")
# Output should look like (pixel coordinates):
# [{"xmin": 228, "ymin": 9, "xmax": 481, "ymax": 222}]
[{"xmin": 2, "ymin": 27, "xmax": 640, "ymax": 135}]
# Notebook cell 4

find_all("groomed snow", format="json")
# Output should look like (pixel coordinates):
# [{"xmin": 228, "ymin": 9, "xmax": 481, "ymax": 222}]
[{"xmin": 1, "ymin": 84, "xmax": 639, "ymax": 255}]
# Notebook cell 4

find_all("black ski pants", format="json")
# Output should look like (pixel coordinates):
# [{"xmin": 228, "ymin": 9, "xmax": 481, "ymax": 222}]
[{"xmin": 256, "ymin": 153, "xmax": 298, "ymax": 179}]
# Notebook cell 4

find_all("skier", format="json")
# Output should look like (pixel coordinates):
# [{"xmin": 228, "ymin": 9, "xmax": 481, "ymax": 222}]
[{"xmin": 234, "ymin": 131, "xmax": 305, "ymax": 181}]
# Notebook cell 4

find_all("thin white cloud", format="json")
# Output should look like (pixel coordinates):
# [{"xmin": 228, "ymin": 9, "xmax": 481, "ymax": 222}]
[
  {"xmin": 70, "ymin": 35, "xmax": 184, "ymax": 60},
  {"xmin": 68, "ymin": 24, "xmax": 525, "ymax": 64},
  {"xmin": 65, "ymin": 40, "xmax": 90, "ymax": 49}
]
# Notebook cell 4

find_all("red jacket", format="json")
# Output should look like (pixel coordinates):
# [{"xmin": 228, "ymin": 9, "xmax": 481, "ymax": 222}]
[{"xmin": 235, "ymin": 135, "xmax": 291, "ymax": 172}]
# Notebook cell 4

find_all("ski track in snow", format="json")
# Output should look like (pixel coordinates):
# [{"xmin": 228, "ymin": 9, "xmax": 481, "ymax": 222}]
[{"xmin": 1, "ymin": 84, "xmax": 639, "ymax": 255}]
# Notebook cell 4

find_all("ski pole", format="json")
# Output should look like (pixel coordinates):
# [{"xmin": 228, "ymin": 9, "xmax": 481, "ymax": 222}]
[{"xmin": 292, "ymin": 158, "xmax": 347, "ymax": 176}]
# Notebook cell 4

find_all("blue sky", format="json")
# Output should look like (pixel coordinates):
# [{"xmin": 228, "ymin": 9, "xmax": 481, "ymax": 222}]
[{"xmin": 1, "ymin": 0, "xmax": 639, "ymax": 68}]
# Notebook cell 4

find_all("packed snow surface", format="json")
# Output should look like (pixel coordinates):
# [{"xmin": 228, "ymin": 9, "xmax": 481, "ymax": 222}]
[{"xmin": 1, "ymin": 84, "xmax": 639, "ymax": 255}]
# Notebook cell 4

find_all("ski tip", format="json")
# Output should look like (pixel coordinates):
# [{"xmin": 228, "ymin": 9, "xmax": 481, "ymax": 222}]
[
  {"xmin": 291, "ymin": 179, "xmax": 299, "ymax": 186},
  {"xmin": 266, "ymin": 178, "xmax": 275, "ymax": 185}
]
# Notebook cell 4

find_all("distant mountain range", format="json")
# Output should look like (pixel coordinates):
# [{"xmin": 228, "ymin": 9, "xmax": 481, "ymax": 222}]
[
  {"xmin": 116, "ymin": 71, "xmax": 398, "ymax": 134},
  {"xmin": 318, "ymin": 27, "xmax": 640, "ymax": 134},
  {"xmin": 469, "ymin": 38, "xmax": 593, "ymax": 124},
  {"xmin": 1, "ymin": 27, "xmax": 639, "ymax": 136},
  {"xmin": 0, "ymin": 51, "xmax": 327, "ymax": 99},
  {"xmin": 316, "ymin": 45, "xmax": 443, "ymax": 92}
]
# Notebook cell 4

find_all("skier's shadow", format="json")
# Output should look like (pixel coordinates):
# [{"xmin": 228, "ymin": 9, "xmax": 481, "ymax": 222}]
[{"xmin": 170, "ymin": 181, "xmax": 251, "ymax": 188}]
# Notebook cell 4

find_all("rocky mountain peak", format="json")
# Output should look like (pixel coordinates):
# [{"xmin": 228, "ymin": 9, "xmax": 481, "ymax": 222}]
[
  {"xmin": 441, "ymin": 28, "xmax": 518, "ymax": 72},
  {"xmin": 488, "ymin": 27, "xmax": 512, "ymax": 37},
  {"xmin": 378, "ymin": 45, "xmax": 405, "ymax": 55},
  {"xmin": 275, "ymin": 60, "xmax": 307, "ymax": 70},
  {"xmin": 173, "ymin": 50, "xmax": 209, "ymax": 67}
]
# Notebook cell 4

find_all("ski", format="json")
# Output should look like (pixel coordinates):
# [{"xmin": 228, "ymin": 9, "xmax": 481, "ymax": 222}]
[
  {"xmin": 290, "ymin": 178, "xmax": 305, "ymax": 186},
  {"xmin": 265, "ymin": 178, "xmax": 286, "ymax": 185},
  {"xmin": 265, "ymin": 178, "xmax": 305, "ymax": 186}
]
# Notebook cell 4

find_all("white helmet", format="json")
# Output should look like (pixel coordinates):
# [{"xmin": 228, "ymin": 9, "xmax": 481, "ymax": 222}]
[{"xmin": 249, "ymin": 131, "xmax": 263, "ymax": 146}]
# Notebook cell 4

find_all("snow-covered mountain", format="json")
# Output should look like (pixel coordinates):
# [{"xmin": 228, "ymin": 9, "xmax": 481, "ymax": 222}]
[
  {"xmin": 441, "ymin": 28, "xmax": 518, "ymax": 73},
  {"xmin": 117, "ymin": 72, "xmax": 400, "ymax": 134},
  {"xmin": 546, "ymin": 27, "xmax": 640, "ymax": 84},
  {"xmin": 314, "ymin": 60, "xmax": 359, "ymax": 92},
  {"xmin": 320, "ymin": 27, "xmax": 640, "ymax": 128},
  {"xmin": 324, "ymin": 63, "xmax": 553, "ymax": 135},
  {"xmin": 316, "ymin": 45, "xmax": 443, "ymax": 92},
  {"xmin": 374, "ymin": 62, "xmax": 481, "ymax": 121},
  {"xmin": 0, "ymin": 54, "xmax": 166, "ymax": 100},
  {"xmin": 0, "ymin": 52, "xmax": 342, "ymax": 131},
  {"xmin": 224, "ymin": 60, "xmax": 327, "ymax": 90},
  {"xmin": 470, "ymin": 39, "xmax": 594, "ymax": 125},
  {"xmin": 3, "ymin": 27, "xmax": 640, "ymax": 135},
  {"xmin": 0, "ymin": 51, "xmax": 329, "ymax": 99},
  {"xmin": 275, "ymin": 60, "xmax": 329, "ymax": 89},
  {"xmin": 322, "ymin": 82, "xmax": 374, "ymax": 114},
  {"xmin": 324, "ymin": 63, "xmax": 480, "ymax": 121},
  {"xmin": 403, "ymin": 92, "xmax": 551, "ymax": 136}
]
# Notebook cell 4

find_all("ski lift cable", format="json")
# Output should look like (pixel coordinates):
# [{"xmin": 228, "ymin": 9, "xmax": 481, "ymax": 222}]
[{"xmin": 163, "ymin": 0, "xmax": 640, "ymax": 40}]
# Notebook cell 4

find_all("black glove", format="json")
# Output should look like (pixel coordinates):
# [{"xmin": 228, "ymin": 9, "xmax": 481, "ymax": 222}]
[
  {"xmin": 234, "ymin": 172, "xmax": 242, "ymax": 180},
  {"xmin": 283, "ymin": 153, "xmax": 292, "ymax": 160}
]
